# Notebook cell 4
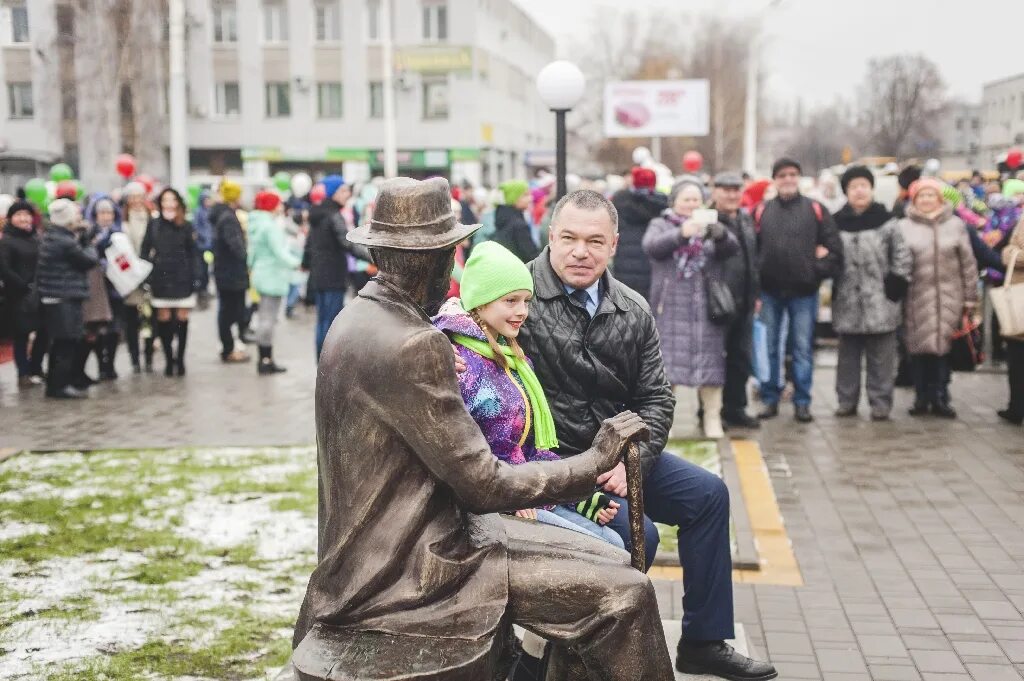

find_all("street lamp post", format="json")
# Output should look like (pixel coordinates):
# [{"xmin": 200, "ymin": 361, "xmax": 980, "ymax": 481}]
[{"xmin": 537, "ymin": 61, "xmax": 586, "ymax": 200}]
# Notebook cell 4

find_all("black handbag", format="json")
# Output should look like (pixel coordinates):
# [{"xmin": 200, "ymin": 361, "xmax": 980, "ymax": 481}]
[{"xmin": 705, "ymin": 271, "xmax": 736, "ymax": 326}]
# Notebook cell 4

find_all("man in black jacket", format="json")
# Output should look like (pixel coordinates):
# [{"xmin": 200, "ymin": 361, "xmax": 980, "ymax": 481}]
[
  {"xmin": 303, "ymin": 174, "xmax": 359, "ymax": 361},
  {"xmin": 36, "ymin": 198, "xmax": 98, "ymax": 399},
  {"xmin": 211, "ymin": 180, "xmax": 250, "ymax": 363},
  {"xmin": 514, "ymin": 190, "xmax": 777, "ymax": 681},
  {"xmin": 756, "ymin": 158, "xmax": 843, "ymax": 423},
  {"xmin": 610, "ymin": 167, "xmax": 667, "ymax": 301},
  {"xmin": 710, "ymin": 172, "xmax": 761, "ymax": 429}
]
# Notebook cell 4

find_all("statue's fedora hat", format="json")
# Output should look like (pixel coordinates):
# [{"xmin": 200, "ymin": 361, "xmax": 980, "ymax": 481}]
[{"xmin": 348, "ymin": 177, "xmax": 480, "ymax": 250}]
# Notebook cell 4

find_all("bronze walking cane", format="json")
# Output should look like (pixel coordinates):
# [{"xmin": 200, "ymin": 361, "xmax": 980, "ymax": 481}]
[{"xmin": 624, "ymin": 442, "xmax": 646, "ymax": 572}]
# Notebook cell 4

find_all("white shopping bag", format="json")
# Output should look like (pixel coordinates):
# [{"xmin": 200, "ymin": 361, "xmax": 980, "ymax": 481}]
[
  {"xmin": 104, "ymin": 232, "xmax": 152, "ymax": 297},
  {"xmin": 991, "ymin": 248, "xmax": 1024, "ymax": 339}
]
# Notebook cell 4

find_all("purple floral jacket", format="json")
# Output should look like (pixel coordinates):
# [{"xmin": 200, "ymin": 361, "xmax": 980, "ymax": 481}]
[{"xmin": 431, "ymin": 298, "xmax": 560, "ymax": 467}]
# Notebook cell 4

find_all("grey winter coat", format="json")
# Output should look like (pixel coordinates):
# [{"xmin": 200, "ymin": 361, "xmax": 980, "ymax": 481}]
[
  {"xmin": 832, "ymin": 208, "xmax": 912, "ymax": 335},
  {"xmin": 899, "ymin": 205, "xmax": 979, "ymax": 356},
  {"xmin": 643, "ymin": 213, "xmax": 740, "ymax": 386}
]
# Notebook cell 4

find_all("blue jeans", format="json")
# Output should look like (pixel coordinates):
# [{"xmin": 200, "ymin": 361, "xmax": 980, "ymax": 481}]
[
  {"xmin": 315, "ymin": 289, "xmax": 345, "ymax": 361},
  {"xmin": 535, "ymin": 506, "xmax": 625, "ymax": 549},
  {"xmin": 760, "ymin": 291, "xmax": 818, "ymax": 407},
  {"xmin": 286, "ymin": 283, "xmax": 302, "ymax": 313},
  {"xmin": 603, "ymin": 453, "xmax": 734, "ymax": 641}
]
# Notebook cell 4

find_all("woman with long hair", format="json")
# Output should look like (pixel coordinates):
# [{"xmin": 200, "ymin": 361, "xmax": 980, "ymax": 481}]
[{"xmin": 140, "ymin": 187, "xmax": 198, "ymax": 376}]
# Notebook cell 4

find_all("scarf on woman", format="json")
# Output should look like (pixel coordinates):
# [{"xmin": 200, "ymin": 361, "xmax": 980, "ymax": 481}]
[
  {"xmin": 450, "ymin": 334, "xmax": 559, "ymax": 450},
  {"xmin": 661, "ymin": 209, "xmax": 705, "ymax": 279},
  {"xmin": 834, "ymin": 201, "xmax": 892, "ymax": 232}
]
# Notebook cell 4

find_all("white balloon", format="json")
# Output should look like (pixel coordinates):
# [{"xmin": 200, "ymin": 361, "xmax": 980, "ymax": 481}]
[
  {"xmin": 45, "ymin": 180, "xmax": 57, "ymax": 200},
  {"xmin": 923, "ymin": 158, "xmax": 941, "ymax": 175},
  {"xmin": 291, "ymin": 172, "xmax": 313, "ymax": 197},
  {"xmin": 632, "ymin": 147, "xmax": 652, "ymax": 165}
]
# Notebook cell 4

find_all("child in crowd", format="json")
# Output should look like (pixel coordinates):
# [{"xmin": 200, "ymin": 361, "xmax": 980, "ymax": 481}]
[{"xmin": 432, "ymin": 241, "xmax": 623, "ymax": 548}]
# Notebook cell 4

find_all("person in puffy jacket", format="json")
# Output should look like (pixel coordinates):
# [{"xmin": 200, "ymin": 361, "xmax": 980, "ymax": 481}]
[
  {"xmin": 210, "ymin": 179, "xmax": 251, "ymax": 363},
  {"xmin": 36, "ymin": 199, "xmax": 98, "ymax": 399},
  {"xmin": 831, "ymin": 166, "xmax": 912, "ymax": 421},
  {"xmin": 611, "ymin": 167, "xmax": 667, "ymax": 301},
  {"xmin": 898, "ymin": 178, "xmax": 978, "ymax": 418},
  {"xmin": 490, "ymin": 180, "xmax": 539, "ymax": 263},
  {"xmin": 140, "ymin": 188, "xmax": 199, "ymax": 377},
  {"xmin": 248, "ymin": 191, "xmax": 300, "ymax": 375},
  {"xmin": 0, "ymin": 200, "xmax": 44, "ymax": 387}
]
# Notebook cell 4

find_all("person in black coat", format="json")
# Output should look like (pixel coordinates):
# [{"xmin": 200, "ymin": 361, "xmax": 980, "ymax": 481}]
[
  {"xmin": 36, "ymin": 199, "xmax": 98, "ymax": 399},
  {"xmin": 210, "ymin": 180, "xmax": 251, "ymax": 363},
  {"xmin": 710, "ymin": 172, "xmax": 762, "ymax": 429},
  {"xmin": 140, "ymin": 188, "xmax": 199, "ymax": 377},
  {"xmin": 491, "ymin": 180, "xmax": 539, "ymax": 263},
  {"xmin": 302, "ymin": 174, "xmax": 361, "ymax": 361},
  {"xmin": 0, "ymin": 200, "xmax": 44, "ymax": 387},
  {"xmin": 611, "ymin": 167, "xmax": 667, "ymax": 301}
]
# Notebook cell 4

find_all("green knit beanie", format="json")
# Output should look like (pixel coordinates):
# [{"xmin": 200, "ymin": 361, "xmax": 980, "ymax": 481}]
[
  {"xmin": 500, "ymin": 180, "xmax": 529, "ymax": 206},
  {"xmin": 460, "ymin": 242, "xmax": 534, "ymax": 312}
]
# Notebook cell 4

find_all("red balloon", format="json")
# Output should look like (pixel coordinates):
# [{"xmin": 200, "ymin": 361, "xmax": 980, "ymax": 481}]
[
  {"xmin": 682, "ymin": 151, "xmax": 704, "ymax": 173},
  {"xmin": 1007, "ymin": 148, "xmax": 1023, "ymax": 170},
  {"xmin": 55, "ymin": 179, "xmax": 78, "ymax": 199},
  {"xmin": 309, "ymin": 183, "xmax": 327, "ymax": 204},
  {"xmin": 115, "ymin": 153, "xmax": 136, "ymax": 179},
  {"xmin": 135, "ymin": 174, "xmax": 155, "ymax": 195}
]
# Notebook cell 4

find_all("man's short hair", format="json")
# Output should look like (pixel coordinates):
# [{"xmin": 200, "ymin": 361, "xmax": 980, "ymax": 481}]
[{"xmin": 550, "ymin": 189, "xmax": 619, "ymax": 233}]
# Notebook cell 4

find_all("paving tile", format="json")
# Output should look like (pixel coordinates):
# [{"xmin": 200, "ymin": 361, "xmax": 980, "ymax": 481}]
[
  {"xmin": 1001, "ymin": 639, "xmax": 1024, "ymax": 664},
  {"xmin": 963, "ymin": 663, "xmax": 1024, "ymax": 680},
  {"xmin": 909, "ymin": 650, "xmax": 966, "ymax": 674},
  {"xmin": 765, "ymin": 631, "xmax": 814, "ymax": 656},
  {"xmin": 891, "ymin": 610, "xmax": 940, "ymax": 629},
  {"xmin": 868, "ymin": 665, "xmax": 922, "ymax": 681},
  {"xmin": 972, "ymin": 601, "xmax": 1024, "ymax": 621},
  {"xmin": 936, "ymin": 613, "xmax": 988, "ymax": 635},
  {"xmin": 952, "ymin": 640, "xmax": 1005, "ymax": 657},
  {"xmin": 773, "ymin": 661, "xmax": 822, "ymax": 679},
  {"xmin": 857, "ymin": 635, "xmax": 909, "ymax": 657},
  {"xmin": 816, "ymin": 649, "xmax": 868, "ymax": 674}
]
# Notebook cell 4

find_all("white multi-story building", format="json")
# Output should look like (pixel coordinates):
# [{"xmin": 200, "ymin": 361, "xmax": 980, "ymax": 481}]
[
  {"xmin": 935, "ymin": 101, "xmax": 982, "ymax": 171},
  {"xmin": 980, "ymin": 73, "xmax": 1024, "ymax": 166},
  {"xmin": 0, "ymin": 0, "xmax": 557, "ymax": 190}
]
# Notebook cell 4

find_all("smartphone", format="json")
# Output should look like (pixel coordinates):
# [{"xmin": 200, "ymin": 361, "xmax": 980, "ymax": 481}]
[{"xmin": 692, "ymin": 208, "xmax": 718, "ymax": 226}]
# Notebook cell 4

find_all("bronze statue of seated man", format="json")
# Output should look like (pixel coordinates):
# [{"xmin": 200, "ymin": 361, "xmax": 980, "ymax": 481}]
[{"xmin": 290, "ymin": 177, "xmax": 674, "ymax": 680}]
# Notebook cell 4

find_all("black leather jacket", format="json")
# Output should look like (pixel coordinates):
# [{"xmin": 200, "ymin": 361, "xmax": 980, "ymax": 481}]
[{"xmin": 519, "ymin": 248, "xmax": 675, "ymax": 475}]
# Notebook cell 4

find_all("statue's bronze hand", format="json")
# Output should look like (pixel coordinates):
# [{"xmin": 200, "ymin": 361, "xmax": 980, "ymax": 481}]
[{"xmin": 590, "ymin": 411, "xmax": 650, "ymax": 473}]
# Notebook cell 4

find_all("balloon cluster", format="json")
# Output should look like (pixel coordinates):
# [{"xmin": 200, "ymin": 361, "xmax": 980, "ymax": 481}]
[{"xmin": 24, "ymin": 163, "xmax": 85, "ymax": 210}]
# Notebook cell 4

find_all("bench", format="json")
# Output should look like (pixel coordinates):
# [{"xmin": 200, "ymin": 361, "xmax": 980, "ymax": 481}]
[{"xmin": 287, "ymin": 444, "xmax": 648, "ymax": 681}]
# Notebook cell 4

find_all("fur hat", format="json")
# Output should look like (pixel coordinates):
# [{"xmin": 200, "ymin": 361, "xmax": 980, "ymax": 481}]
[
  {"xmin": 47, "ymin": 198, "xmax": 80, "ymax": 228},
  {"xmin": 840, "ymin": 166, "xmax": 875, "ymax": 195}
]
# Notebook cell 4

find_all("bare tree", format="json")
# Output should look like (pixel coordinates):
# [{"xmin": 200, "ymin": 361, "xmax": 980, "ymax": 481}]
[
  {"xmin": 783, "ymin": 105, "xmax": 854, "ymax": 174},
  {"xmin": 857, "ymin": 54, "xmax": 946, "ymax": 159},
  {"xmin": 128, "ymin": 0, "xmax": 169, "ymax": 181}
]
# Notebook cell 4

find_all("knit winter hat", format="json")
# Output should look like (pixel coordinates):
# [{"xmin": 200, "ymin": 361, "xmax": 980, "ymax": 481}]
[
  {"xmin": 500, "ymin": 180, "xmax": 529, "ymax": 206},
  {"xmin": 254, "ymin": 191, "xmax": 281, "ymax": 212},
  {"xmin": 220, "ymin": 179, "xmax": 242, "ymax": 203},
  {"xmin": 6, "ymin": 198, "xmax": 33, "ymax": 222},
  {"xmin": 631, "ymin": 167, "xmax": 657, "ymax": 190},
  {"xmin": 123, "ymin": 181, "xmax": 146, "ymax": 198},
  {"xmin": 772, "ymin": 157, "xmax": 802, "ymax": 178},
  {"xmin": 908, "ymin": 177, "xmax": 945, "ymax": 202},
  {"xmin": 321, "ymin": 174, "xmax": 345, "ymax": 200},
  {"xmin": 840, "ymin": 165, "xmax": 875, "ymax": 195},
  {"xmin": 47, "ymin": 198, "xmax": 80, "ymax": 228},
  {"xmin": 460, "ymin": 241, "xmax": 535, "ymax": 312}
]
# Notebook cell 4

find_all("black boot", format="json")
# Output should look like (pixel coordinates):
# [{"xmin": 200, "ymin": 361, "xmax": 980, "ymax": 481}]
[
  {"xmin": 143, "ymin": 336, "xmax": 154, "ymax": 373},
  {"xmin": 46, "ymin": 340, "xmax": 88, "ymax": 399},
  {"xmin": 257, "ymin": 345, "xmax": 287, "ymax": 375},
  {"xmin": 100, "ymin": 332, "xmax": 119, "ymax": 380},
  {"xmin": 174, "ymin": 319, "xmax": 188, "ymax": 376},
  {"xmin": 157, "ymin": 320, "xmax": 176, "ymax": 377},
  {"xmin": 931, "ymin": 399, "xmax": 957, "ymax": 419},
  {"xmin": 73, "ymin": 339, "xmax": 98, "ymax": 389}
]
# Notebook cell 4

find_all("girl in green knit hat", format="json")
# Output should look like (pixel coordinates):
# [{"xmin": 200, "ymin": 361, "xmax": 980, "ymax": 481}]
[{"xmin": 431, "ymin": 241, "xmax": 624, "ymax": 548}]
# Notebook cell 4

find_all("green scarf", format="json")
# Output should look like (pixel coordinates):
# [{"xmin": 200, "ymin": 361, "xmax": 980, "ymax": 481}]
[{"xmin": 452, "ymin": 334, "xmax": 559, "ymax": 451}]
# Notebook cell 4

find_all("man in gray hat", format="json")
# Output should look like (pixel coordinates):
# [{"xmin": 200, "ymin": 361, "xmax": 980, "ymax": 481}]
[
  {"xmin": 710, "ymin": 172, "xmax": 762, "ymax": 429},
  {"xmin": 291, "ymin": 177, "xmax": 674, "ymax": 679}
]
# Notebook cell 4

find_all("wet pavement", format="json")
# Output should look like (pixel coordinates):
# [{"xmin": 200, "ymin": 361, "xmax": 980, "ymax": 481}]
[{"xmin": 2, "ymin": 303, "xmax": 1024, "ymax": 680}]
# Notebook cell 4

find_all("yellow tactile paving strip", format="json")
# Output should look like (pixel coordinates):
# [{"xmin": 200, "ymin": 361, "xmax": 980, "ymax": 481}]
[{"xmin": 648, "ymin": 439, "xmax": 803, "ymax": 586}]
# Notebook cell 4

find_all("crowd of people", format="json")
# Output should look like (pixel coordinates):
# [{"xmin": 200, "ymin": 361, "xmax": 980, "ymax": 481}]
[{"xmin": 0, "ymin": 158, "xmax": 1022, "ymax": 430}]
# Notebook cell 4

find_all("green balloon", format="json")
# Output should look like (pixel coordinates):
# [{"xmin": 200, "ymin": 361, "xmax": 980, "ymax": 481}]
[
  {"xmin": 49, "ymin": 163, "xmax": 74, "ymax": 182},
  {"xmin": 185, "ymin": 183, "xmax": 201, "ymax": 211},
  {"xmin": 25, "ymin": 178, "xmax": 47, "ymax": 208},
  {"xmin": 75, "ymin": 181, "xmax": 86, "ymax": 201},
  {"xmin": 273, "ymin": 171, "xmax": 291, "ymax": 193}
]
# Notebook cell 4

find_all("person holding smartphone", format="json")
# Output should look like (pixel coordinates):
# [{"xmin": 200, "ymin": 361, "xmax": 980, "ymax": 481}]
[{"xmin": 643, "ymin": 179, "xmax": 739, "ymax": 439}]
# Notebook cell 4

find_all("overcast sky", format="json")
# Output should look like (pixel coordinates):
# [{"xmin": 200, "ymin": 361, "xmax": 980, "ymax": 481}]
[{"xmin": 514, "ymin": 0, "xmax": 1024, "ymax": 109}]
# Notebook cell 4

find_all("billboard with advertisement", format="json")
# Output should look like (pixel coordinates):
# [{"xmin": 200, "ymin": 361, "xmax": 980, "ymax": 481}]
[{"xmin": 603, "ymin": 80, "xmax": 710, "ymax": 138}]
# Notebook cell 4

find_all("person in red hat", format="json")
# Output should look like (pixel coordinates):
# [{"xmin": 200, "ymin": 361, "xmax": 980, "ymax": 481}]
[
  {"xmin": 248, "ymin": 191, "xmax": 300, "ymax": 374},
  {"xmin": 610, "ymin": 166, "xmax": 667, "ymax": 301}
]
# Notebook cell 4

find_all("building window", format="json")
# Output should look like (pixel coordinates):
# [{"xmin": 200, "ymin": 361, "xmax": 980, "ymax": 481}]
[
  {"xmin": 315, "ymin": 0, "xmax": 341, "ymax": 42},
  {"xmin": 214, "ymin": 81, "xmax": 240, "ymax": 117},
  {"xmin": 367, "ymin": 0, "xmax": 381, "ymax": 41},
  {"xmin": 7, "ymin": 82, "xmax": 33, "ymax": 119},
  {"xmin": 263, "ymin": 1, "xmax": 288, "ymax": 43},
  {"xmin": 422, "ymin": 77, "xmax": 449, "ymax": 120},
  {"xmin": 318, "ymin": 82, "xmax": 343, "ymax": 118},
  {"xmin": 422, "ymin": 1, "xmax": 448, "ymax": 42},
  {"xmin": 369, "ymin": 81, "xmax": 383, "ymax": 118},
  {"xmin": 955, "ymin": 118, "xmax": 963, "ymax": 131},
  {"xmin": 265, "ymin": 82, "xmax": 291, "ymax": 117},
  {"xmin": 212, "ymin": 2, "xmax": 238, "ymax": 43},
  {"xmin": 10, "ymin": 3, "xmax": 29, "ymax": 43}
]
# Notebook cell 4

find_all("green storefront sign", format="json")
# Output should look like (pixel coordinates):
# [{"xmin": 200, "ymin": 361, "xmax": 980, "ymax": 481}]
[{"xmin": 242, "ymin": 147, "xmax": 480, "ymax": 169}]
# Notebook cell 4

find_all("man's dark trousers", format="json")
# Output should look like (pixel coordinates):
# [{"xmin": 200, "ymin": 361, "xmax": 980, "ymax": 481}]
[
  {"xmin": 603, "ymin": 452, "xmax": 734, "ymax": 641},
  {"xmin": 723, "ymin": 311, "xmax": 755, "ymax": 420}
]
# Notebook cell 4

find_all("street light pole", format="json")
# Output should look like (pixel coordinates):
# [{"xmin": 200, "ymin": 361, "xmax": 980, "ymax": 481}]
[
  {"xmin": 555, "ymin": 110, "xmax": 567, "ymax": 200},
  {"xmin": 742, "ymin": 30, "xmax": 760, "ymax": 175},
  {"xmin": 168, "ymin": 0, "xmax": 188, "ymax": 191},
  {"xmin": 381, "ymin": 0, "xmax": 398, "ymax": 179}
]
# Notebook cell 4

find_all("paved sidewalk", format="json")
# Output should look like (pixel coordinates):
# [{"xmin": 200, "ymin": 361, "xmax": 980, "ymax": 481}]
[{"xmin": 3, "ymin": 306, "xmax": 1024, "ymax": 680}]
